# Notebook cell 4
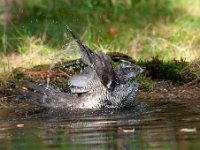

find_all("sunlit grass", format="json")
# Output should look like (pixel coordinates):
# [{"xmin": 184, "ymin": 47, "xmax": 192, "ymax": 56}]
[
  {"xmin": 0, "ymin": 0, "xmax": 200, "ymax": 71},
  {"xmin": 0, "ymin": 35, "xmax": 58, "ymax": 71},
  {"xmin": 180, "ymin": 58, "xmax": 200, "ymax": 82}
]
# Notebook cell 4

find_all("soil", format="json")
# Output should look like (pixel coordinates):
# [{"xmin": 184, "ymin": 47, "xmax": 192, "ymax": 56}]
[
  {"xmin": 138, "ymin": 80, "xmax": 200, "ymax": 101},
  {"xmin": 1, "ymin": 78, "xmax": 200, "ymax": 107},
  {"xmin": 0, "ymin": 56, "xmax": 200, "ymax": 107},
  {"xmin": 0, "ymin": 74, "xmax": 200, "ymax": 120}
]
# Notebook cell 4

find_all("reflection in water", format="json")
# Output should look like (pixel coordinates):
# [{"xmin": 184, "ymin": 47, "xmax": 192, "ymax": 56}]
[{"xmin": 0, "ymin": 100, "xmax": 200, "ymax": 150}]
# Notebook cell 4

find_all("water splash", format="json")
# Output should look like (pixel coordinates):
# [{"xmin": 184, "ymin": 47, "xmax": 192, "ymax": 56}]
[{"xmin": 46, "ymin": 41, "xmax": 80, "ymax": 89}]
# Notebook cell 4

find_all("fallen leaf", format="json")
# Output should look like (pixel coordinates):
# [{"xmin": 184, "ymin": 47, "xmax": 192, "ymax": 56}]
[
  {"xmin": 16, "ymin": 124, "xmax": 24, "ymax": 128},
  {"xmin": 180, "ymin": 128, "xmax": 197, "ymax": 132}
]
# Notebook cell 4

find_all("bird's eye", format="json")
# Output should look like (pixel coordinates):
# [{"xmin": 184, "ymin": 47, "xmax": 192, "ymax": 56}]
[{"xmin": 128, "ymin": 68, "xmax": 134, "ymax": 72}]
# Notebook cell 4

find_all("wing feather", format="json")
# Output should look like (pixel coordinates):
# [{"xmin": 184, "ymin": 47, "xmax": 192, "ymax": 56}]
[{"xmin": 68, "ymin": 29, "xmax": 116, "ymax": 89}]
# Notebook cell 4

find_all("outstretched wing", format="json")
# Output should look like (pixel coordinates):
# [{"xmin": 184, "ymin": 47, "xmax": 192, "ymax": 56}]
[
  {"xmin": 13, "ymin": 80, "xmax": 78, "ymax": 109},
  {"xmin": 68, "ymin": 29, "xmax": 116, "ymax": 89},
  {"xmin": 14, "ymin": 80, "xmax": 104, "ymax": 110}
]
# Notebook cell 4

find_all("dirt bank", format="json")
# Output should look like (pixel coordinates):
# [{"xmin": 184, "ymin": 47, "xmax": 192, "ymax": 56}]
[{"xmin": 139, "ymin": 80, "xmax": 200, "ymax": 100}]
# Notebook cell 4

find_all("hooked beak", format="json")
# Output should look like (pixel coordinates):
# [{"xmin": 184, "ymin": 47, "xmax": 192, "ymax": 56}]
[
  {"xmin": 134, "ymin": 66, "xmax": 145, "ymax": 78},
  {"xmin": 139, "ymin": 67, "xmax": 145, "ymax": 74}
]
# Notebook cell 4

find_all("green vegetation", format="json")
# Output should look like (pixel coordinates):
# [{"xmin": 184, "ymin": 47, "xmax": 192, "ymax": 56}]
[
  {"xmin": 138, "ymin": 57, "xmax": 188, "ymax": 82},
  {"xmin": 1, "ymin": 1, "xmax": 200, "ymax": 60},
  {"xmin": 180, "ymin": 59, "xmax": 200, "ymax": 82},
  {"xmin": 0, "ymin": 0, "xmax": 200, "ymax": 92},
  {"xmin": 138, "ymin": 74, "xmax": 155, "ymax": 91},
  {"xmin": 1, "ymin": 2, "xmax": 200, "ymax": 148}
]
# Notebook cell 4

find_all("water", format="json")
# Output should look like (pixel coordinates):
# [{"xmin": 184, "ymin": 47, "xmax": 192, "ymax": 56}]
[
  {"xmin": 0, "ymin": 99, "xmax": 200, "ymax": 150},
  {"xmin": 46, "ymin": 41, "xmax": 81, "ymax": 89}
]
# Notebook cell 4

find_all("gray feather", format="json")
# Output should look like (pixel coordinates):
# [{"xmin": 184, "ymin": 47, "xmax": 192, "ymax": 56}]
[{"xmin": 13, "ymin": 30, "xmax": 143, "ymax": 110}]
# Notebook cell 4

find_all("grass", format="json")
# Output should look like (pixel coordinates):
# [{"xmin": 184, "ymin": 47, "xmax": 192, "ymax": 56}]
[
  {"xmin": 0, "ymin": 0, "xmax": 200, "ymax": 85},
  {"xmin": 180, "ymin": 59, "xmax": 200, "ymax": 82}
]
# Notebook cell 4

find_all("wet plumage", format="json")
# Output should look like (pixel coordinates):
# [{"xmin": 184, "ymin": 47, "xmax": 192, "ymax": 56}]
[{"xmin": 15, "ymin": 30, "xmax": 143, "ymax": 110}]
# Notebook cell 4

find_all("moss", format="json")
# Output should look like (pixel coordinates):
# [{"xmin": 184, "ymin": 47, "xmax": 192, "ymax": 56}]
[
  {"xmin": 108, "ymin": 52, "xmax": 136, "ymax": 63},
  {"xmin": 12, "ymin": 68, "xmax": 27, "ymax": 80},
  {"xmin": 138, "ymin": 74, "xmax": 155, "ymax": 92},
  {"xmin": 138, "ymin": 57, "xmax": 188, "ymax": 83},
  {"xmin": 31, "ymin": 64, "xmax": 50, "ymax": 71}
]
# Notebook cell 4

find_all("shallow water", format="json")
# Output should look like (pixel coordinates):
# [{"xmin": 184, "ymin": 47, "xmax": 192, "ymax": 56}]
[{"xmin": 0, "ymin": 99, "xmax": 200, "ymax": 150}]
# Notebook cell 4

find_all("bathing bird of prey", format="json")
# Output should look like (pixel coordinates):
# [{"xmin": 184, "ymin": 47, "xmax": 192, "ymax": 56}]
[{"xmin": 15, "ymin": 30, "xmax": 143, "ymax": 110}]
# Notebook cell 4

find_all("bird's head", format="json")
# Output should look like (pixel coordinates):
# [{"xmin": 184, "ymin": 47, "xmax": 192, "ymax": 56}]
[{"xmin": 116, "ymin": 61, "xmax": 144, "ymax": 82}]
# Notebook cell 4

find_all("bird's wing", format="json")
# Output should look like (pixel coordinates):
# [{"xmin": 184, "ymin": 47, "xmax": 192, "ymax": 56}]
[
  {"xmin": 13, "ymin": 80, "xmax": 79, "ymax": 109},
  {"xmin": 68, "ymin": 29, "xmax": 116, "ymax": 89},
  {"xmin": 69, "ymin": 67, "xmax": 101, "ymax": 93},
  {"xmin": 14, "ymin": 80, "xmax": 104, "ymax": 110}
]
